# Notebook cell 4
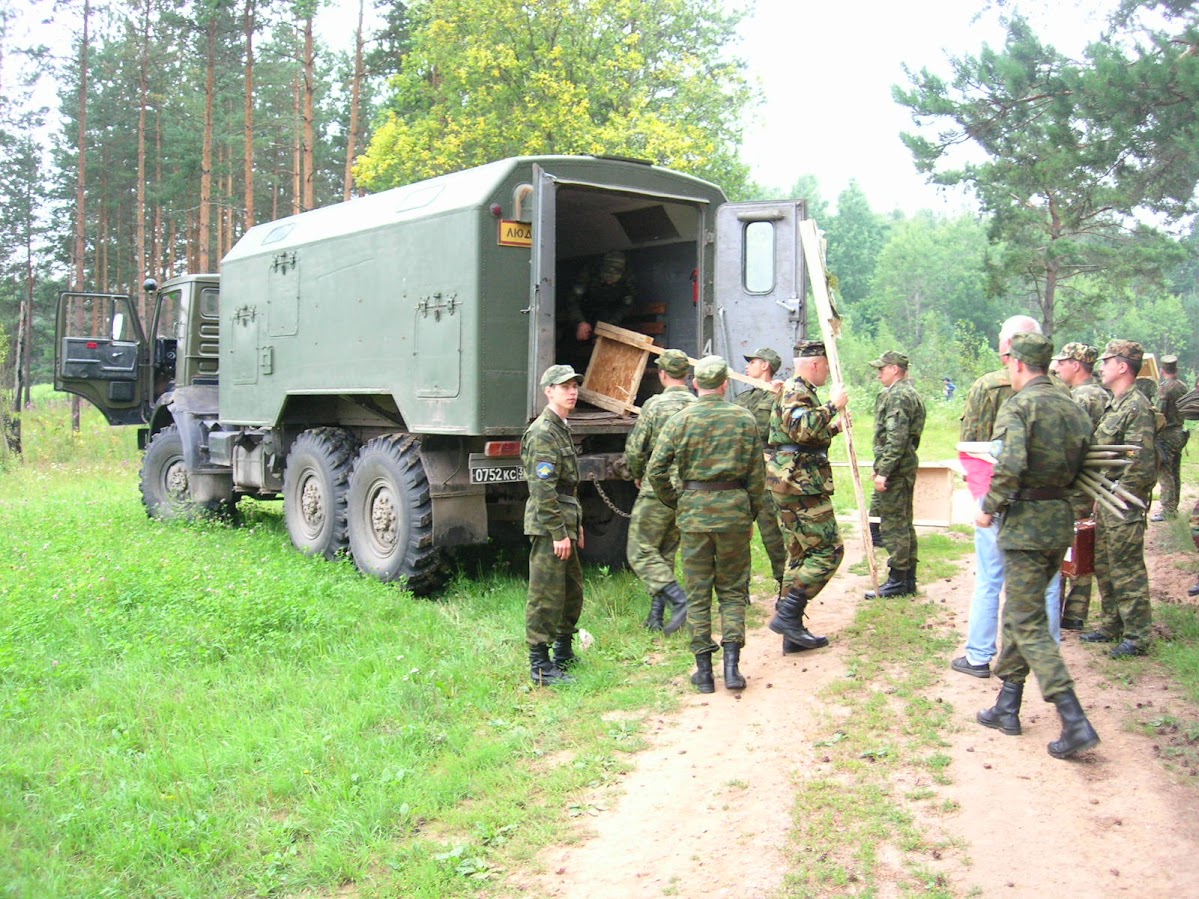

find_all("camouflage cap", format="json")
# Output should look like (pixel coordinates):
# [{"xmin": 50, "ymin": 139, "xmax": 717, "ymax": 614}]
[
  {"xmin": 1051, "ymin": 342, "xmax": 1099, "ymax": 365},
  {"xmin": 1162, "ymin": 354, "xmax": 1179, "ymax": 371},
  {"xmin": 656, "ymin": 348, "xmax": 691, "ymax": 378},
  {"xmin": 743, "ymin": 347, "xmax": 782, "ymax": 373},
  {"xmin": 870, "ymin": 350, "xmax": 909, "ymax": 369},
  {"xmin": 1099, "ymin": 339, "xmax": 1144, "ymax": 367},
  {"xmin": 794, "ymin": 340, "xmax": 827, "ymax": 358},
  {"xmin": 539, "ymin": 363, "xmax": 584, "ymax": 388},
  {"xmin": 693, "ymin": 355, "xmax": 729, "ymax": 389},
  {"xmin": 1007, "ymin": 332, "xmax": 1054, "ymax": 368}
]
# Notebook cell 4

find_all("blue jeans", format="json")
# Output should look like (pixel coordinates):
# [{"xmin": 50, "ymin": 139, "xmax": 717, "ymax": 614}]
[{"xmin": 964, "ymin": 505, "xmax": 1061, "ymax": 666}]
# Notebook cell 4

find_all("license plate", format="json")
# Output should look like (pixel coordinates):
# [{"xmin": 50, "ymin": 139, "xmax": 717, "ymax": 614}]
[{"xmin": 469, "ymin": 465, "xmax": 524, "ymax": 484}]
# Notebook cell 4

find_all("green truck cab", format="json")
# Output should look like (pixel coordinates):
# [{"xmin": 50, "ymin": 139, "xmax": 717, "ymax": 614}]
[{"xmin": 56, "ymin": 155, "xmax": 808, "ymax": 594}]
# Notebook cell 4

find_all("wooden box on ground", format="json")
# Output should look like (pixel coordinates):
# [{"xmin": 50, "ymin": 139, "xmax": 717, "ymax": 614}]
[
  {"xmin": 841, "ymin": 462, "xmax": 957, "ymax": 528},
  {"xmin": 578, "ymin": 321, "xmax": 660, "ymax": 416}
]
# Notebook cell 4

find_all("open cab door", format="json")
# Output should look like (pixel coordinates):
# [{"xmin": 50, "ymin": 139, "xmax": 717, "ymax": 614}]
[
  {"xmin": 713, "ymin": 200, "xmax": 808, "ymax": 384},
  {"xmin": 55, "ymin": 291, "xmax": 150, "ymax": 425}
]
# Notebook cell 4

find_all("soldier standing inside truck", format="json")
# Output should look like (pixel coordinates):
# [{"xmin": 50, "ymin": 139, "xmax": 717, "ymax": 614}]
[
  {"xmin": 522, "ymin": 364, "xmax": 587, "ymax": 686},
  {"xmin": 561, "ymin": 250, "xmax": 637, "ymax": 344}
]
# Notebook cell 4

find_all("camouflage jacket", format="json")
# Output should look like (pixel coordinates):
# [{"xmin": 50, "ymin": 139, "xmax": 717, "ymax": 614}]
[
  {"xmin": 647, "ymin": 394, "xmax": 765, "ymax": 531},
  {"xmin": 1158, "ymin": 376, "xmax": 1187, "ymax": 431},
  {"xmin": 766, "ymin": 375, "xmax": 838, "ymax": 497},
  {"xmin": 1071, "ymin": 376, "xmax": 1110, "ymax": 434},
  {"xmin": 732, "ymin": 386, "xmax": 776, "ymax": 448},
  {"xmin": 872, "ymin": 377, "xmax": 926, "ymax": 478},
  {"xmin": 1095, "ymin": 386, "xmax": 1158, "ymax": 504},
  {"xmin": 560, "ymin": 265, "xmax": 637, "ymax": 328},
  {"xmin": 624, "ymin": 386, "xmax": 696, "ymax": 497},
  {"xmin": 983, "ymin": 375, "xmax": 1092, "ymax": 550},
  {"xmin": 521, "ymin": 406, "xmax": 581, "ymax": 540},
  {"xmin": 959, "ymin": 368, "xmax": 1013, "ymax": 442}
]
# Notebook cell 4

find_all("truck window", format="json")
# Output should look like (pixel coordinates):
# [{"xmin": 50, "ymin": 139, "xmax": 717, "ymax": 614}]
[
  {"xmin": 156, "ymin": 289, "xmax": 186, "ymax": 340},
  {"xmin": 744, "ymin": 221, "xmax": 776, "ymax": 293}
]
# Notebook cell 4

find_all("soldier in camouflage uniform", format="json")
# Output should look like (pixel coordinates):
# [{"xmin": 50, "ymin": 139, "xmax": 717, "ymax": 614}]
[
  {"xmin": 648, "ymin": 356, "xmax": 765, "ymax": 693},
  {"xmin": 732, "ymin": 347, "xmax": 788, "ymax": 589},
  {"xmin": 1051, "ymin": 342, "xmax": 1109, "ymax": 630},
  {"xmin": 765, "ymin": 340, "xmax": 848, "ymax": 653},
  {"xmin": 560, "ymin": 250, "xmax": 637, "ymax": 344},
  {"xmin": 1082, "ymin": 340, "xmax": 1157, "ymax": 658},
  {"xmin": 864, "ymin": 350, "xmax": 926, "ymax": 598},
  {"xmin": 1152, "ymin": 355, "xmax": 1188, "ymax": 521},
  {"xmin": 952, "ymin": 316, "xmax": 1063, "ymax": 679},
  {"xmin": 522, "ymin": 364, "xmax": 586, "ymax": 686},
  {"xmin": 975, "ymin": 332, "xmax": 1100, "ymax": 759},
  {"xmin": 624, "ymin": 349, "xmax": 695, "ymax": 633}
]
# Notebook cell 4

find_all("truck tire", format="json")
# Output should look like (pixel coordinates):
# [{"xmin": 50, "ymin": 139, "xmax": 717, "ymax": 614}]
[
  {"xmin": 346, "ymin": 434, "xmax": 448, "ymax": 596},
  {"xmin": 578, "ymin": 480, "xmax": 635, "ymax": 569},
  {"xmin": 283, "ymin": 428, "xmax": 358, "ymax": 560},
  {"xmin": 140, "ymin": 424, "xmax": 232, "ymax": 519},
  {"xmin": 140, "ymin": 425, "xmax": 191, "ymax": 519}
]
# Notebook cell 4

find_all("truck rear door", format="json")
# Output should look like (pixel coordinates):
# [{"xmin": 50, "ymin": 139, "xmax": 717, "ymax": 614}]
[
  {"xmin": 55, "ymin": 291, "xmax": 150, "ymax": 425},
  {"xmin": 714, "ymin": 200, "xmax": 808, "ymax": 382}
]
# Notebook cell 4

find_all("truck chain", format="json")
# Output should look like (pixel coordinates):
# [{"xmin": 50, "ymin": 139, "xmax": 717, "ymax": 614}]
[{"xmin": 592, "ymin": 479, "xmax": 633, "ymax": 520}]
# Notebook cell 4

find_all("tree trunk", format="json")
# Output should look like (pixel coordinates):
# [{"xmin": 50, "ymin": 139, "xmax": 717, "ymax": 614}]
[
  {"xmin": 136, "ymin": 0, "xmax": 149, "ymax": 320},
  {"xmin": 72, "ymin": 0, "xmax": 92, "ymax": 433},
  {"xmin": 199, "ymin": 13, "xmax": 217, "ymax": 271},
  {"xmin": 344, "ymin": 0, "xmax": 365, "ymax": 201},
  {"xmin": 292, "ymin": 74, "xmax": 301, "ymax": 214},
  {"xmin": 243, "ymin": 0, "xmax": 256, "ymax": 229},
  {"xmin": 302, "ymin": 14, "xmax": 316, "ymax": 211}
]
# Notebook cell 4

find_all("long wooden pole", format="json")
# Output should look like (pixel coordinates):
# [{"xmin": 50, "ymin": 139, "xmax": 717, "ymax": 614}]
[{"xmin": 799, "ymin": 219, "xmax": 879, "ymax": 593}]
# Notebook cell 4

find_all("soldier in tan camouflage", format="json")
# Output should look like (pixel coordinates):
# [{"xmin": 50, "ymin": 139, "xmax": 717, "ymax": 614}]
[
  {"xmin": 522, "ymin": 364, "xmax": 586, "ymax": 686},
  {"xmin": 864, "ymin": 350, "xmax": 926, "ymax": 598},
  {"xmin": 1153, "ymin": 354, "xmax": 1188, "ymax": 521},
  {"xmin": 623, "ymin": 349, "xmax": 695, "ymax": 633},
  {"xmin": 974, "ymin": 332, "xmax": 1100, "ymax": 759},
  {"xmin": 1082, "ymin": 340, "xmax": 1157, "ymax": 658},
  {"xmin": 766, "ymin": 340, "xmax": 847, "ymax": 653},
  {"xmin": 1050, "ymin": 342, "xmax": 1109, "ymax": 631},
  {"xmin": 648, "ymin": 356, "xmax": 766, "ymax": 693},
  {"xmin": 731, "ymin": 347, "xmax": 788, "ymax": 590}
]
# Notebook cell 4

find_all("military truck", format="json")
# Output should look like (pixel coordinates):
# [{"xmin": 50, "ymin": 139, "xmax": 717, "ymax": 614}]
[{"xmin": 55, "ymin": 155, "xmax": 808, "ymax": 594}]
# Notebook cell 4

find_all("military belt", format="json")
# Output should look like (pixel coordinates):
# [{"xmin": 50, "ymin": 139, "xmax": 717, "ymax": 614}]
[
  {"xmin": 1014, "ymin": 487, "xmax": 1066, "ymax": 501},
  {"xmin": 682, "ymin": 480, "xmax": 745, "ymax": 491},
  {"xmin": 773, "ymin": 443, "xmax": 827, "ymax": 457}
]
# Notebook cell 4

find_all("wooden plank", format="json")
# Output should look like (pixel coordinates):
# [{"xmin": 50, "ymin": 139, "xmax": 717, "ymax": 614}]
[
  {"xmin": 580, "ymin": 322, "xmax": 652, "ymax": 416},
  {"xmin": 799, "ymin": 218, "xmax": 879, "ymax": 592},
  {"xmin": 629, "ymin": 322, "xmax": 666, "ymax": 336}
]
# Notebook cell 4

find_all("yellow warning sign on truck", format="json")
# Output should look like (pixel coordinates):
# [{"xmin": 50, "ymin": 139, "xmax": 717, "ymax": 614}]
[{"xmin": 498, "ymin": 220, "xmax": 532, "ymax": 247}]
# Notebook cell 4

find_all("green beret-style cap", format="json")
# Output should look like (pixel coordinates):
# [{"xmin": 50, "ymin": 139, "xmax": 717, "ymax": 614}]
[
  {"xmin": 870, "ymin": 350, "xmax": 909, "ymax": 369},
  {"xmin": 540, "ymin": 363, "xmax": 584, "ymax": 388},
  {"xmin": 743, "ymin": 347, "xmax": 782, "ymax": 373},
  {"xmin": 1008, "ymin": 332, "xmax": 1053, "ymax": 368},
  {"xmin": 657, "ymin": 348, "xmax": 691, "ymax": 377},
  {"xmin": 693, "ymin": 355, "xmax": 729, "ymax": 389}
]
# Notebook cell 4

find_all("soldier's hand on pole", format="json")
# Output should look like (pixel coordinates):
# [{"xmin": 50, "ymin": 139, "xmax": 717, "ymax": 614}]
[{"xmin": 830, "ymin": 385, "xmax": 848, "ymax": 409}]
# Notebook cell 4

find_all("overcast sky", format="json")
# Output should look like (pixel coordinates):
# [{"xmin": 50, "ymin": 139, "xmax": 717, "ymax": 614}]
[{"xmin": 737, "ymin": 0, "xmax": 1119, "ymax": 215}]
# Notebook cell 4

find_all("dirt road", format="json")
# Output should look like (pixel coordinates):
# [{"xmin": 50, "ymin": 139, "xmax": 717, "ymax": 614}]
[{"xmin": 511, "ymin": 524, "xmax": 1199, "ymax": 898}]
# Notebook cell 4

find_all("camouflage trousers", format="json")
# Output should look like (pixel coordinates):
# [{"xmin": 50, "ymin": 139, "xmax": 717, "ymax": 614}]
[
  {"xmin": 1061, "ymin": 574, "xmax": 1093, "ymax": 624},
  {"xmin": 525, "ymin": 535, "xmax": 584, "ymax": 646},
  {"xmin": 774, "ymin": 491, "xmax": 844, "ymax": 598},
  {"xmin": 1191, "ymin": 496, "xmax": 1199, "ymax": 552},
  {"xmin": 1156, "ymin": 428, "xmax": 1187, "ymax": 515},
  {"xmin": 680, "ymin": 528, "xmax": 751, "ymax": 655},
  {"xmin": 756, "ymin": 490, "xmax": 787, "ymax": 583},
  {"xmin": 868, "ymin": 469, "xmax": 917, "ymax": 570},
  {"xmin": 626, "ymin": 493, "xmax": 681, "ymax": 595},
  {"xmin": 1093, "ymin": 506, "xmax": 1152, "ymax": 648},
  {"xmin": 994, "ymin": 547, "xmax": 1075, "ymax": 700}
]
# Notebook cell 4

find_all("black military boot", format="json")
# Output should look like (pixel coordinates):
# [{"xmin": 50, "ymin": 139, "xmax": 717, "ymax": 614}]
[
  {"xmin": 769, "ymin": 588, "xmax": 828, "ymax": 649},
  {"xmin": 552, "ymin": 634, "xmax": 578, "ymax": 671},
  {"xmin": 691, "ymin": 651, "xmax": 715, "ymax": 694},
  {"xmin": 722, "ymin": 643, "xmax": 746, "ymax": 690},
  {"xmin": 869, "ymin": 521, "xmax": 884, "ymax": 547},
  {"xmin": 660, "ymin": 582, "xmax": 689, "ymax": 636},
  {"xmin": 977, "ymin": 680, "xmax": 1024, "ymax": 735},
  {"xmin": 1047, "ymin": 690, "xmax": 1100, "ymax": 758},
  {"xmin": 529, "ymin": 643, "xmax": 574, "ymax": 686},
  {"xmin": 905, "ymin": 562, "xmax": 918, "ymax": 594},
  {"xmin": 864, "ymin": 566, "xmax": 911, "ymax": 599},
  {"xmin": 643, "ymin": 591, "xmax": 666, "ymax": 631}
]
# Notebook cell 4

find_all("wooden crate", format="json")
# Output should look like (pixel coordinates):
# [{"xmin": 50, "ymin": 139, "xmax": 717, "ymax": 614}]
[{"xmin": 578, "ymin": 321, "xmax": 660, "ymax": 416}]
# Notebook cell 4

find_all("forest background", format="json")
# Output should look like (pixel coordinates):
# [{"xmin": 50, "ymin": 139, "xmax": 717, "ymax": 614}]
[{"xmin": 1, "ymin": 0, "xmax": 1198, "ymax": 418}]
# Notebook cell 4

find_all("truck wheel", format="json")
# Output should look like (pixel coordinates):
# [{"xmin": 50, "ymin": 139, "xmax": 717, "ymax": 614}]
[
  {"xmin": 140, "ymin": 425, "xmax": 191, "ymax": 519},
  {"xmin": 579, "ymin": 480, "xmax": 635, "ymax": 569},
  {"xmin": 283, "ymin": 428, "xmax": 358, "ymax": 559},
  {"xmin": 347, "ymin": 434, "xmax": 449, "ymax": 596}
]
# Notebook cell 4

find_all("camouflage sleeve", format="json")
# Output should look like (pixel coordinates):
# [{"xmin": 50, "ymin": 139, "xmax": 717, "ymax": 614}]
[
  {"xmin": 779, "ymin": 384, "xmax": 836, "ymax": 445},
  {"xmin": 522, "ymin": 426, "xmax": 570, "ymax": 540},
  {"xmin": 560, "ymin": 269, "xmax": 589, "ymax": 326},
  {"xmin": 745, "ymin": 425, "xmax": 767, "ymax": 521},
  {"xmin": 646, "ymin": 415, "xmax": 681, "ymax": 509},
  {"xmin": 874, "ymin": 390, "xmax": 913, "ymax": 478},
  {"xmin": 623, "ymin": 396, "xmax": 659, "ymax": 480},
  {"xmin": 982, "ymin": 401, "xmax": 1027, "ymax": 515}
]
